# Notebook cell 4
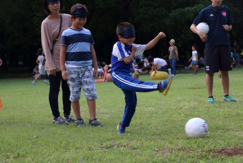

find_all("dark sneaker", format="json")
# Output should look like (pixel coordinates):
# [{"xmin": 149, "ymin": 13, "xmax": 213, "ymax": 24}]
[
  {"xmin": 223, "ymin": 95, "xmax": 236, "ymax": 102},
  {"xmin": 76, "ymin": 118, "xmax": 84, "ymax": 127},
  {"xmin": 158, "ymin": 75, "xmax": 173, "ymax": 96},
  {"xmin": 64, "ymin": 115, "xmax": 76, "ymax": 123},
  {"xmin": 88, "ymin": 118, "xmax": 103, "ymax": 127},
  {"xmin": 117, "ymin": 122, "xmax": 125, "ymax": 135},
  {"xmin": 53, "ymin": 116, "xmax": 68, "ymax": 125},
  {"xmin": 208, "ymin": 97, "xmax": 214, "ymax": 104}
]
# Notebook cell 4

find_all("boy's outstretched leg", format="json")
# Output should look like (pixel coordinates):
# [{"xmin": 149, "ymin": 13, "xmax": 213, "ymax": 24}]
[{"xmin": 158, "ymin": 75, "xmax": 173, "ymax": 96}]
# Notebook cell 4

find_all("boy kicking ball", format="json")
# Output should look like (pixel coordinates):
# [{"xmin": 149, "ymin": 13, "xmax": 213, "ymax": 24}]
[{"xmin": 110, "ymin": 22, "xmax": 173, "ymax": 134}]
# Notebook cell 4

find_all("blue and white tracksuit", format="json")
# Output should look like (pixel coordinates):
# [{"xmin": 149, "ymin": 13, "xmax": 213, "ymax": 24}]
[{"xmin": 111, "ymin": 41, "xmax": 159, "ymax": 127}]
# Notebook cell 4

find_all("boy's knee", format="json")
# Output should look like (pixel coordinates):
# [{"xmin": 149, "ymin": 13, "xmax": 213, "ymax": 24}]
[{"xmin": 70, "ymin": 95, "xmax": 80, "ymax": 102}]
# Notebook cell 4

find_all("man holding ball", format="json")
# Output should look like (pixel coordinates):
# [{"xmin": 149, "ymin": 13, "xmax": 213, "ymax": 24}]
[{"xmin": 190, "ymin": 0, "xmax": 235, "ymax": 103}]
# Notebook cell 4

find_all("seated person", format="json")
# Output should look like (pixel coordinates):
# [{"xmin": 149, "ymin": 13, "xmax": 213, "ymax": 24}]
[
  {"xmin": 148, "ymin": 56, "xmax": 168, "ymax": 76},
  {"xmin": 143, "ymin": 57, "xmax": 151, "ymax": 73},
  {"xmin": 97, "ymin": 67, "xmax": 104, "ymax": 79},
  {"xmin": 131, "ymin": 61, "xmax": 142, "ymax": 79},
  {"xmin": 105, "ymin": 64, "xmax": 113, "ymax": 82}
]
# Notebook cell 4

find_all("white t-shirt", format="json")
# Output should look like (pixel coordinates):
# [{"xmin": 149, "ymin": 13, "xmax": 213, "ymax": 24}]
[
  {"xmin": 38, "ymin": 55, "xmax": 46, "ymax": 75},
  {"xmin": 153, "ymin": 58, "xmax": 167, "ymax": 69},
  {"xmin": 192, "ymin": 50, "xmax": 198, "ymax": 61}
]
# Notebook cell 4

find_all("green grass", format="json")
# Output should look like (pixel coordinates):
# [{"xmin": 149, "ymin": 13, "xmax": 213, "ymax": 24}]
[{"xmin": 0, "ymin": 68, "xmax": 243, "ymax": 162}]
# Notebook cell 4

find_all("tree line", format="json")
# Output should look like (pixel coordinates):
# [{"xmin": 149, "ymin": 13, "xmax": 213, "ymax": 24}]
[{"xmin": 0, "ymin": 0, "xmax": 242, "ymax": 73}]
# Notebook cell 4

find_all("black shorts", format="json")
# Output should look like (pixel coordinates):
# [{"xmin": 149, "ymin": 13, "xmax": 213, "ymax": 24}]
[{"xmin": 204, "ymin": 45, "xmax": 232, "ymax": 73}]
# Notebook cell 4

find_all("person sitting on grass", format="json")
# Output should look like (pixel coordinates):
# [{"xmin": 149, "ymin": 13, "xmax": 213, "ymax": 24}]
[
  {"xmin": 60, "ymin": 3, "xmax": 103, "ymax": 127},
  {"xmin": 131, "ymin": 60, "xmax": 142, "ymax": 79},
  {"xmin": 111, "ymin": 22, "xmax": 173, "ymax": 135}
]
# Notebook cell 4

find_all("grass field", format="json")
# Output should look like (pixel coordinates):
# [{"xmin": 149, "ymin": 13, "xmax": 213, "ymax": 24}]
[{"xmin": 0, "ymin": 68, "xmax": 243, "ymax": 162}]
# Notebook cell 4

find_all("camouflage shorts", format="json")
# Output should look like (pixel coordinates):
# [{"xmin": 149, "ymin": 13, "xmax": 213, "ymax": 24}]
[{"xmin": 66, "ymin": 66, "xmax": 97, "ymax": 101}]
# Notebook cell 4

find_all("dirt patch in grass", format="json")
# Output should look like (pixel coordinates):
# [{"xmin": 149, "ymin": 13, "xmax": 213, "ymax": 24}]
[
  {"xmin": 206, "ymin": 148, "xmax": 243, "ymax": 157},
  {"xmin": 157, "ymin": 148, "xmax": 243, "ymax": 157}
]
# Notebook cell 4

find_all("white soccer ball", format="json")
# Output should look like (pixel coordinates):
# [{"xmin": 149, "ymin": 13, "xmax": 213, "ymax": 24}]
[
  {"xmin": 196, "ymin": 22, "xmax": 209, "ymax": 34},
  {"xmin": 185, "ymin": 118, "xmax": 208, "ymax": 138}
]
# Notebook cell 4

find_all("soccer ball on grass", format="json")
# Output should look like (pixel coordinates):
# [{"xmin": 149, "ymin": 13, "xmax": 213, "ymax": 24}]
[{"xmin": 185, "ymin": 117, "xmax": 208, "ymax": 138}]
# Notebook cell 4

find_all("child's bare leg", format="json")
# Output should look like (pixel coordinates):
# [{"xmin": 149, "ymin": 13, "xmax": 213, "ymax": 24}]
[
  {"xmin": 193, "ymin": 65, "xmax": 197, "ymax": 73},
  {"xmin": 34, "ymin": 73, "xmax": 40, "ymax": 82},
  {"xmin": 71, "ymin": 101, "xmax": 81, "ymax": 119},
  {"xmin": 87, "ymin": 99, "xmax": 96, "ymax": 120}
]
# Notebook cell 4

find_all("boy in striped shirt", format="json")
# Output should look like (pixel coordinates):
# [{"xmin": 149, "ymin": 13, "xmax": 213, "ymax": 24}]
[{"xmin": 60, "ymin": 3, "xmax": 102, "ymax": 127}]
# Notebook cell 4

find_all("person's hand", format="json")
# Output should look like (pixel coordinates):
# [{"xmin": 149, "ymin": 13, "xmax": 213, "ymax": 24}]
[
  {"xmin": 61, "ymin": 71, "xmax": 68, "ymax": 80},
  {"xmin": 223, "ymin": 24, "xmax": 231, "ymax": 31},
  {"xmin": 132, "ymin": 45, "xmax": 137, "ymax": 53},
  {"xmin": 198, "ymin": 31, "xmax": 208, "ymax": 42},
  {"xmin": 177, "ymin": 57, "xmax": 179, "ymax": 61},
  {"xmin": 157, "ymin": 32, "xmax": 166, "ymax": 39},
  {"xmin": 93, "ymin": 68, "xmax": 98, "ymax": 78},
  {"xmin": 153, "ymin": 71, "xmax": 156, "ymax": 77},
  {"xmin": 50, "ymin": 69, "xmax": 56, "ymax": 76},
  {"xmin": 0, "ymin": 59, "xmax": 2, "ymax": 66}
]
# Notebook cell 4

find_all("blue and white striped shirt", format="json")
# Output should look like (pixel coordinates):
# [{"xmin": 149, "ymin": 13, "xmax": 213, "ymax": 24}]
[
  {"xmin": 111, "ymin": 41, "xmax": 146, "ymax": 73},
  {"xmin": 61, "ymin": 27, "xmax": 94, "ymax": 67}
]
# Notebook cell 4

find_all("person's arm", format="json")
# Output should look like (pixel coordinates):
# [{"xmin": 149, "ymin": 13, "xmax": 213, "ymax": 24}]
[
  {"xmin": 175, "ymin": 49, "xmax": 179, "ymax": 61},
  {"xmin": 36, "ymin": 58, "xmax": 39, "ymax": 65},
  {"xmin": 41, "ymin": 22, "xmax": 57, "ymax": 76},
  {"xmin": 223, "ymin": 24, "xmax": 232, "ymax": 32},
  {"xmin": 188, "ymin": 57, "xmax": 192, "ymax": 62},
  {"xmin": 123, "ymin": 45, "xmax": 137, "ymax": 64},
  {"xmin": 0, "ymin": 59, "xmax": 2, "ymax": 66},
  {"xmin": 152, "ymin": 64, "xmax": 157, "ymax": 76},
  {"xmin": 195, "ymin": 52, "xmax": 198, "ymax": 61},
  {"xmin": 145, "ymin": 32, "xmax": 166, "ymax": 50},
  {"xmin": 149, "ymin": 63, "xmax": 155, "ymax": 74},
  {"xmin": 91, "ymin": 44, "xmax": 98, "ymax": 78},
  {"xmin": 190, "ymin": 24, "xmax": 208, "ymax": 42},
  {"xmin": 60, "ymin": 45, "xmax": 68, "ymax": 80}
]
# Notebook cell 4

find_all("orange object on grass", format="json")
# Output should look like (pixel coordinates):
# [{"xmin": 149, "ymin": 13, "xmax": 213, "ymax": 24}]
[
  {"xmin": 0, "ymin": 98, "xmax": 3, "ymax": 109},
  {"xmin": 95, "ymin": 65, "xmax": 108, "ymax": 83}
]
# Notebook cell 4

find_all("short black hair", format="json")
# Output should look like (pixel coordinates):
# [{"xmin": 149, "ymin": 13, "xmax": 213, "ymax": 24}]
[
  {"xmin": 36, "ymin": 48, "xmax": 43, "ymax": 56},
  {"xmin": 192, "ymin": 45, "xmax": 197, "ymax": 50},
  {"xmin": 42, "ymin": 0, "xmax": 63, "ymax": 15},
  {"xmin": 70, "ymin": 3, "xmax": 88, "ymax": 18},
  {"xmin": 148, "ymin": 56, "xmax": 154, "ymax": 62},
  {"xmin": 116, "ymin": 22, "xmax": 134, "ymax": 36}
]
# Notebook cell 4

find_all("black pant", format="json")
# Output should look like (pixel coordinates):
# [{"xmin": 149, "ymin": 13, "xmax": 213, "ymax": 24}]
[{"xmin": 48, "ymin": 71, "xmax": 71, "ymax": 118}]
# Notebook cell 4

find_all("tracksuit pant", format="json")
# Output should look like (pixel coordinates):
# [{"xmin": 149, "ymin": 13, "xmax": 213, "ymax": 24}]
[{"xmin": 112, "ymin": 71, "xmax": 159, "ymax": 127}]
